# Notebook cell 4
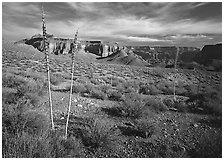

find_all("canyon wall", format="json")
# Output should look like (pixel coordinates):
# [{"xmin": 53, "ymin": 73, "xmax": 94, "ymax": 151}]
[{"xmin": 17, "ymin": 34, "xmax": 120, "ymax": 57}]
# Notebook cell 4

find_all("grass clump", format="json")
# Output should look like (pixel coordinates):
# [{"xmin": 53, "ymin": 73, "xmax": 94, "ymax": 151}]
[
  {"xmin": 2, "ymin": 99, "xmax": 85, "ymax": 158},
  {"xmin": 139, "ymin": 83, "xmax": 162, "ymax": 95},
  {"xmin": 71, "ymin": 117, "xmax": 119, "ymax": 155},
  {"xmin": 144, "ymin": 99, "xmax": 168, "ymax": 113},
  {"xmin": 120, "ymin": 92, "xmax": 145, "ymax": 118},
  {"xmin": 107, "ymin": 89, "xmax": 123, "ymax": 101},
  {"xmin": 72, "ymin": 83, "xmax": 87, "ymax": 94},
  {"xmin": 90, "ymin": 88, "xmax": 107, "ymax": 100},
  {"xmin": 50, "ymin": 73, "xmax": 65, "ymax": 85},
  {"xmin": 2, "ymin": 73, "xmax": 26, "ymax": 88},
  {"xmin": 2, "ymin": 99, "xmax": 48, "ymax": 135},
  {"xmin": 2, "ymin": 73, "xmax": 46, "ymax": 106},
  {"xmin": 105, "ymin": 92, "xmax": 145, "ymax": 119}
]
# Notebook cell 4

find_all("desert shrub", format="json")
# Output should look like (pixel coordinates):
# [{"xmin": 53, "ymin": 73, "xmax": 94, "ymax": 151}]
[
  {"xmin": 77, "ymin": 76, "xmax": 90, "ymax": 84},
  {"xmin": 17, "ymin": 70, "xmax": 45, "ymax": 81},
  {"xmin": 2, "ymin": 87, "xmax": 20, "ymax": 104},
  {"xmin": 145, "ymin": 99, "xmax": 168, "ymax": 113},
  {"xmin": 50, "ymin": 73, "xmax": 65, "ymax": 85},
  {"xmin": 156, "ymin": 81, "xmax": 173, "ymax": 95},
  {"xmin": 119, "ymin": 118, "xmax": 156, "ymax": 138},
  {"xmin": 100, "ymin": 76, "xmax": 111, "ymax": 84},
  {"xmin": 183, "ymin": 85, "xmax": 198, "ymax": 96},
  {"xmin": 72, "ymin": 83, "xmax": 87, "ymax": 94},
  {"xmin": 97, "ymin": 84, "xmax": 112, "ymax": 94},
  {"xmin": 2, "ymin": 98, "xmax": 85, "ymax": 158},
  {"xmin": 134, "ymin": 118, "xmax": 156, "ymax": 138},
  {"xmin": 121, "ymin": 80, "xmax": 139, "ymax": 93},
  {"xmin": 2, "ymin": 100, "xmax": 49, "ymax": 135},
  {"xmin": 90, "ymin": 88, "xmax": 107, "ymax": 100},
  {"xmin": 90, "ymin": 77, "xmax": 101, "ymax": 85},
  {"xmin": 2, "ymin": 73, "xmax": 26, "ymax": 88},
  {"xmin": 175, "ymin": 86, "xmax": 188, "ymax": 96},
  {"xmin": 2, "ymin": 130, "xmax": 85, "ymax": 158},
  {"xmin": 173, "ymin": 101, "xmax": 188, "ymax": 113},
  {"xmin": 163, "ymin": 99, "xmax": 188, "ymax": 113},
  {"xmin": 153, "ymin": 69, "xmax": 164, "ymax": 78},
  {"xmin": 2, "ymin": 74, "xmax": 46, "ymax": 106},
  {"xmin": 107, "ymin": 89, "xmax": 123, "ymax": 101},
  {"xmin": 186, "ymin": 92, "xmax": 222, "ymax": 115},
  {"xmin": 139, "ymin": 84, "xmax": 162, "ymax": 95},
  {"xmin": 111, "ymin": 92, "xmax": 145, "ymax": 119},
  {"xmin": 16, "ymin": 79, "xmax": 46, "ymax": 106},
  {"xmin": 84, "ymin": 83, "xmax": 94, "ymax": 94},
  {"xmin": 76, "ymin": 118, "xmax": 119, "ymax": 154},
  {"xmin": 116, "ymin": 83, "xmax": 125, "ymax": 94}
]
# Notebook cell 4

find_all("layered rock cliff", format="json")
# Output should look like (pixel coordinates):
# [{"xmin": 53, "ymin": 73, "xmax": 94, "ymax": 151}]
[{"xmin": 15, "ymin": 34, "xmax": 120, "ymax": 57}]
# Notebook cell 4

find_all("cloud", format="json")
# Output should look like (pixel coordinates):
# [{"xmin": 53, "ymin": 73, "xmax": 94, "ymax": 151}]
[
  {"xmin": 2, "ymin": 2, "xmax": 222, "ymax": 47},
  {"xmin": 127, "ymin": 36, "xmax": 171, "ymax": 42}
]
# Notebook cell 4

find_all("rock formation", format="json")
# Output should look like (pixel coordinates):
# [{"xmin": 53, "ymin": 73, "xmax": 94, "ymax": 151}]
[{"xmin": 195, "ymin": 43, "xmax": 222, "ymax": 71}]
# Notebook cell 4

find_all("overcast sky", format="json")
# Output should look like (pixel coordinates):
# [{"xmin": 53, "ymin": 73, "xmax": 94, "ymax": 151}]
[{"xmin": 2, "ymin": 2, "xmax": 222, "ymax": 48}]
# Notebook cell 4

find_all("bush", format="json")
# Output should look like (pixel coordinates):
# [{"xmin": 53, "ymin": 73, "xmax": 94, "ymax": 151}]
[
  {"xmin": 163, "ymin": 98, "xmax": 188, "ymax": 113},
  {"xmin": 90, "ymin": 77, "xmax": 101, "ymax": 85},
  {"xmin": 2, "ymin": 72, "xmax": 46, "ymax": 106},
  {"xmin": 2, "ymin": 100, "xmax": 49, "ymax": 135},
  {"xmin": 72, "ymin": 83, "xmax": 87, "ymax": 94},
  {"xmin": 145, "ymin": 99, "xmax": 168, "ymax": 113},
  {"xmin": 186, "ymin": 92, "xmax": 222, "ymax": 115},
  {"xmin": 108, "ymin": 93, "xmax": 145, "ymax": 119},
  {"xmin": 2, "ymin": 99, "xmax": 85, "ymax": 158},
  {"xmin": 84, "ymin": 83, "xmax": 94, "ymax": 94},
  {"xmin": 90, "ymin": 88, "xmax": 107, "ymax": 100},
  {"xmin": 2, "ymin": 130, "xmax": 84, "ymax": 158},
  {"xmin": 75, "ymin": 118, "xmax": 119, "ymax": 154},
  {"xmin": 134, "ymin": 118, "xmax": 156, "ymax": 138},
  {"xmin": 139, "ymin": 84, "xmax": 162, "ymax": 95},
  {"xmin": 2, "ymin": 73, "xmax": 26, "ymax": 88},
  {"xmin": 98, "ymin": 84, "xmax": 112, "ymax": 94},
  {"xmin": 126, "ymin": 80, "xmax": 139, "ymax": 92},
  {"xmin": 50, "ymin": 73, "xmax": 65, "ymax": 85},
  {"xmin": 17, "ymin": 80, "xmax": 46, "ymax": 105},
  {"xmin": 107, "ymin": 89, "xmax": 123, "ymax": 101}
]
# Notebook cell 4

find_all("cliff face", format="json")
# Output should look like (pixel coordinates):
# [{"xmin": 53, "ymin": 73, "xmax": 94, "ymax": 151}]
[
  {"xmin": 195, "ymin": 44, "xmax": 222, "ymax": 71},
  {"xmin": 196, "ymin": 44, "xmax": 222, "ymax": 63},
  {"xmin": 15, "ymin": 34, "xmax": 76, "ymax": 55},
  {"xmin": 127, "ymin": 46, "xmax": 200, "ymax": 65},
  {"xmin": 16, "ymin": 34, "xmax": 119, "ymax": 57}
]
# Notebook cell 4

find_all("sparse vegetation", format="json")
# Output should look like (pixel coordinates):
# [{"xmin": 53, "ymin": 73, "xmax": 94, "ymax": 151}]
[{"xmin": 2, "ymin": 41, "xmax": 222, "ymax": 158}]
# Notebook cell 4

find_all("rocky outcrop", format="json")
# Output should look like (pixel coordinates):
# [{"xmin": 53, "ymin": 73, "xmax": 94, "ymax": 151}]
[
  {"xmin": 195, "ymin": 43, "xmax": 222, "ymax": 71},
  {"xmin": 17, "ymin": 34, "xmax": 121, "ymax": 57},
  {"xmin": 127, "ymin": 46, "xmax": 200, "ymax": 64},
  {"xmin": 97, "ymin": 49, "xmax": 150, "ymax": 67},
  {"xmin": 196, "ymin": 44, "xmax": 222, "ymax": 63}
]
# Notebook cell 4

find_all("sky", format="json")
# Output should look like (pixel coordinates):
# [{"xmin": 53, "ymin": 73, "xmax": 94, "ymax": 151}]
[{"xmin": 2, "ymin": 2, "xmax": 222, "ymax": 48}]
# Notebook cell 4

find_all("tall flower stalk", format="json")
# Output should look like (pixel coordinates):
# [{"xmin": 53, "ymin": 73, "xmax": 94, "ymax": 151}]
[
  {"xmin": 65, "ymin": 30, "xmax": 78, "ymax": 138},
  {"xmin": 42, "ymin": 6, "xmax": 54, "ymax": 130},
  {"xmin": 173, "ymin": 46, "xmax": 179, "ymax": 101}
]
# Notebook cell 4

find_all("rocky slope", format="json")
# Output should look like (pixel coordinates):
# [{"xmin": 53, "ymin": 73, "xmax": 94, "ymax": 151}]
[{"xmin": 97, "ymin": 49, "xmax": 150, "ymax": 67}]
